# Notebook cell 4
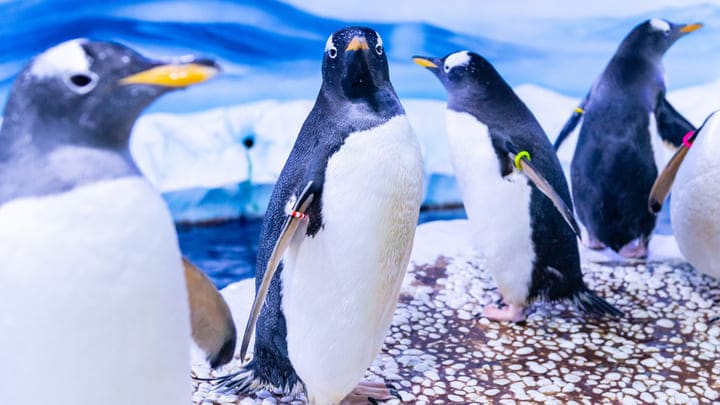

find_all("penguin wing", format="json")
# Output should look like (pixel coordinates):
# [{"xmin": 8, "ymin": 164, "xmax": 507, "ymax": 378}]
[
  {"xmin": 648, "ymin": 144, "xmax": 691, "ymax": 213},
  {"xmin": 655, "ymin": 96, "xmax": 695, "ymax": 147},
  {"xmin": 185, "ymin": 258, "xmax": 237, "ymax": 368},
  {"xmin": 238, "ymin": 181, "xmax": 315, "ymax": 361},
  {"xmin": 553, "ymin": 91, "xmax": 590, "ymax": 151},
  {"xmin": 502, "ymin": 140, "xmax": 582, "ymax": 238}
]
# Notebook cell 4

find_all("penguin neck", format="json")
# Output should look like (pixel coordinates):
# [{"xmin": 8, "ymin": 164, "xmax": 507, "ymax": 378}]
[
  {"xmin": 317, "ymin": 83, "xmax": 404, "ymax": 127},
  {"xmin": 0, "ymin": 109, "xmax": 140, "ymax": 205},
  {"xmin": 448, "ymin": 83, "xmax": 531, "ymax": 128},
  {"xmin": 607, "ymin": 52, "xmax": 665, "ymax": 97}
]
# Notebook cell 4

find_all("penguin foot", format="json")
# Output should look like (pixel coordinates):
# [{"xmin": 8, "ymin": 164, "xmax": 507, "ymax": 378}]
[
  {"xmin": 481, "ymin": 304, "xmax": 526, "ymax": 322},
  {"xmin": 340, "ymin": 380, "xmax": 401, "ymax": 404},
  {"xmin": 618, "ymin": 239, "xmax": 648, "ymax": 259},
  {"xmin": 584, "ymin": 238, "xmax": 607, "ymax": 250}
]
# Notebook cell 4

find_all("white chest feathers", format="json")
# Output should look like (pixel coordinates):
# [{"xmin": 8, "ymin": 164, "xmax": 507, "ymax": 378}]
[
  {"xmin": 0, "ymin": 177, "xmax": 190, "ymax": 404},
  {"xmin": 671, "ymin": 113, "xmax": 720, "ymax": 279},
  {"xmin": 445, "ymin": 110, "xmax": 534, "ymax": 306},
  {"xmin": 281, "ymin": 115, "xmax": 424, "ymax": 404}
]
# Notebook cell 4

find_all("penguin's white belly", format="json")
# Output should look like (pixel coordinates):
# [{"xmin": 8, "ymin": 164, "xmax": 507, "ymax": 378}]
[
  {"xmin": 671, "ymin": 114, "xmax": 720, "ymax": 279},
  {"xmin": 0, "ymin": 177, "xmax": 190, "ymax": 404},
  {"xmin": 281, "ymin": 115, "xmax": 423, "ymax": 404},
  {"xmin": 446, "ymin": 110, "xmax": 534, "ymax": 305}
]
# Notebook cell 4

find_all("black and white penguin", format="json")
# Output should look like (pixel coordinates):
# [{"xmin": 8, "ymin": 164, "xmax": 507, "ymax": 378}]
[
  {"xmin": 214, "ymin": 27, "xmax": 423, "ymax": 404},
  {"xmin": 413, "ymin": 51, "xmax": 622, "ymax": 322},
  {"xmin": 649, "ymin": 111, "xmax": 720, "ymax": 279},
  {"xmin": 554, "ymin": 18, "xmax": 702, "ymax": 258},
  {"xmin": 0, "ymin": 39, "xmax": 219, "ymax": 404}
]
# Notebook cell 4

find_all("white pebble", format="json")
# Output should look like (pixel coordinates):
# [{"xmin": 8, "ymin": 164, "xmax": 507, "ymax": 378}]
[{"xmin": 656, "ymin": 319, "xmax": 674, "ymax": 328}]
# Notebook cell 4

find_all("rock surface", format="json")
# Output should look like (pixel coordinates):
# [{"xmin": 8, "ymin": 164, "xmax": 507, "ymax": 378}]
[{"xmin": 193, "ymin": 220, "xmax": 720, "ymax": 404}]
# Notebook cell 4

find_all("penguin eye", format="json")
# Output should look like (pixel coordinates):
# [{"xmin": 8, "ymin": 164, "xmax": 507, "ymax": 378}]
[
  {"xmin": 64, "ymin": 72, "xmax": 98, "ymax": 94},
  {"xmin": 71, "ymin": 74, "xmax": 92, "ymax": 87},
  {"xmin": 444, "ymin": 64, "xmax": 450, "ymax": 73},
  {"xmin": 375, "ymin": 44, "xmax": 383, "ymax": 56},
  {"xmin": 328, "ymin": 45, "xmax": 338, "ymax": 59}
]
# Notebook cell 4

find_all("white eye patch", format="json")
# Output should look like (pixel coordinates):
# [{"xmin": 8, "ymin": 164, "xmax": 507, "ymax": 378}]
[
  {"xmin": 30, "ymin": 39, "xmax": 91, "ymax": 78},
  {"xmin": 325, "ymin": 34, "xmax": 335, "ymax": 52},
  {"xmin": 375, "ymin": 32, "xmax": 383, "ymax": 48},
  {"xmin": 650, "ymin": 18, "xmax": 671, "ymax": 32},
  {"xmin": 325, "ymin": 34, "xmax": 338, "ymax": 58},
  {"xmin": 444, "ymin": 50, "xmax": 471, "ymax": 72}
]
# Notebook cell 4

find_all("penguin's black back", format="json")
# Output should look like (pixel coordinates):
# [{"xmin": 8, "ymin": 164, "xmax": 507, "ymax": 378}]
[{"xmin": 571, "ymin": 54, "xmax": 661, "ymax": 250}]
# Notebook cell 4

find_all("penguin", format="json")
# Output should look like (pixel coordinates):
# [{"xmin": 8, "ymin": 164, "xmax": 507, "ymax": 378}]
[
  {"xmin": 554, "ymin": 19, "xmax": 702, "ymax": 258},
  {"xmin": 649, "ymin": 111, "xmax": 720, "ymax": 279},
  {"xmin": 0, "ymin": 39, "xmax": 219, "ymax": 404},
  {"xmin": 185, "ymin": 258, "xmax": 237, "ymax": 368},
  {"xmin": 413, "ymin": 51, "xmax": 622, "ymax": 322},
  {"xmin": 213, "ymin": 27, "xmax": 423, "ymax": 404}
]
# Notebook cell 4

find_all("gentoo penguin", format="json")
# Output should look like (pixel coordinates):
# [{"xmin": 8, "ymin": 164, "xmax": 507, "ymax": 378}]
[
  {"xmin": 0, "ymin": 39, "xmax": 219, "ymax": 404},
  {"xmin": 413, "ymin": 51, "xmax": 621, "ymax": 322},
  {"xmin": 649, "ymin": 112, "xmax": 720, "ymax": 278},
  {"xmin": 185, "ymin": 258, "xmax": 237, "ymax": 368},
  {"xmin": 554, "ymin": 19, "xmax": 702, "ymax": 258},
  {"xmin": 214, "ymin": 27, "xmax": 423, "ymax": 404}
]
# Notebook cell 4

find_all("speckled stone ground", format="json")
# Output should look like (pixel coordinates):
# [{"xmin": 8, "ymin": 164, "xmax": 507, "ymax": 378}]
[{"xmin": 192, "ymin": 221, "xmax": 720, "ymax": 404}]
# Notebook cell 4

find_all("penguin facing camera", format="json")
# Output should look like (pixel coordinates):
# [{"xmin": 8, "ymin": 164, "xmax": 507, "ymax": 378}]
[
  {"xmin": 414, "ymin": 51, "xmax": 622, "ymax": 322},
  {"xmin": 0, "ymin": 39, "xmax": 221, "ymax": 405},
  {"xmin": 213, "ymin": 26, "xmax": 424, "ymax": 404},
  {"xmin": 554, "ymin": 18, "xmax": 701, "ymax": 258}
]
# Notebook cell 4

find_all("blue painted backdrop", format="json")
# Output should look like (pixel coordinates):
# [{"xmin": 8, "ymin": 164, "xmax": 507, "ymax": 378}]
[{"xmin": 0, "ymin": 0, "xmax": 717, "ymax": 113}]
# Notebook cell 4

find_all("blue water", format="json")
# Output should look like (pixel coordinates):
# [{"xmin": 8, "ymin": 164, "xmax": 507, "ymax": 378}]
[{"xmin": 178, "ymin": 207, "xmax": 466, "ymax": 289}]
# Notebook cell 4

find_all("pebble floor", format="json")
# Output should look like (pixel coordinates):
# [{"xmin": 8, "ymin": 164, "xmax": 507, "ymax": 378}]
[{"xmin": 193, "ymin": 251, "xmax": 720, "ymax": 404}]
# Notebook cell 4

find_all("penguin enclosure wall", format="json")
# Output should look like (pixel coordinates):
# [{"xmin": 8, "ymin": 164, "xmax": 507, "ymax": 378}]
[{"xmin": 0, "ymin": 1, "xmax": 718, "ymax": 404}]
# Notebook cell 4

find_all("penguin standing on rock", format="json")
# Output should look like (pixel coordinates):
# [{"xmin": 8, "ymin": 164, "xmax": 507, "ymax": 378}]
[
  {"xmin": 0, "ymin": 39, "xmax": 220, "ymax": 404},
  {"xmin": 413, "ymin": 51, "xmax": 622, "ymax": 322},
  {"xmin": 650, "ymin": 112, "xmax": 720, "ymax": 279},
  {"xmin": 214, "ymin": 27, "xmax": 423, "ymax": 404},
  {"xmin": 554, "ymin": 19, "xmax": 701, "ymax": 258}
]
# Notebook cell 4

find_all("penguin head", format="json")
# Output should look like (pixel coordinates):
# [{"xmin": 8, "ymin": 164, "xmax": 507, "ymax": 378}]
[
  {"xmin": 4, "ymin": 39, "xmax": 219, "ymax": 149},
  {"xmin": 413, "ymin": 51, "xmax": 505, "ymax": 104},
  {"xmin": 619, "ymin": 19, "xmax": 702, "ymax": 59},
  {"xmin": 321, "ymin": 27, "xmax": 392, "ymax": 101}
]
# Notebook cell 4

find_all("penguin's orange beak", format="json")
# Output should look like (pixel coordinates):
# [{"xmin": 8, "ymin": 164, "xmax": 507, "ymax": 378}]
[
  {"xmin": 680, "ymin": 23, "xmax": 703, "ymax": 33},
  {"xmin": 345, "ymin": 36, "xmax": 370, "ymax": 52},
  {"xmin": 412, "ymin": 57, "xmax": 438, "ymax": 69},
  {"xmin": 120, "ymin": 60, "xmax": 220, "ymax": 88}
]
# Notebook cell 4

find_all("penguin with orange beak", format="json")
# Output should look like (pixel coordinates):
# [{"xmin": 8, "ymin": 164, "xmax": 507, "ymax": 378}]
[{"xmin": 0, "ymin": 39, "xmax": 221, "ymax": 405}]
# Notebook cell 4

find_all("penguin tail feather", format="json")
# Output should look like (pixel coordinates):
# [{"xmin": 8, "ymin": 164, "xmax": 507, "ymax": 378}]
[
  {"xmin": 204, "ymin": 364, "xmax": 304, "ymax": 398},
  {"xmin": 573, "ymin": 289, "xmax": 623, "ymax": 318}
]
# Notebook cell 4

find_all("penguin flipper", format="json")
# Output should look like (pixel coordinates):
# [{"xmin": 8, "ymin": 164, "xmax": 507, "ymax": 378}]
[
  {"xmin": 238, "ymin": 181, "xmax": 315, "ymax": 362},
  {"xmin": 655, "ymin": 97, "xmax": 695, "ymax": 147},
  {"xmin": 648, "ymin": 130, "xmax": 698, "ymax": 213},
  {"xmin": 553, "ymin": 92, "xmax": 589, "ymax": 150},
  {"xmin": 185, "ymin": 258, "xmax": 237, "ymax": 368},
  {"xmin": 509, "ymin": 150, "xmax": 582, "ymax": 239}
]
